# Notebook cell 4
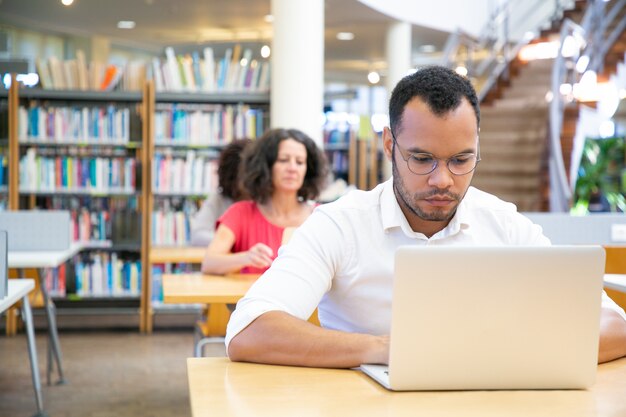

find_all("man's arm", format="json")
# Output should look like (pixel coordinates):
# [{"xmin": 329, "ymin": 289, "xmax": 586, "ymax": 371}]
[
  {"xmin": 598, "ymin": 307, "xmax": 626, "ymax": 363},
  {"xmin": 228, "ymin": 310, "xmax": 389, "ymax": 368}
]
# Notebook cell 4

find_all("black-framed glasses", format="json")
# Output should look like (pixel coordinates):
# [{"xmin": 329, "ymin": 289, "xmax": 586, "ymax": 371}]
[{"xmin": 391, "ymin": 131, "xmax": 481, "ymax": 176}]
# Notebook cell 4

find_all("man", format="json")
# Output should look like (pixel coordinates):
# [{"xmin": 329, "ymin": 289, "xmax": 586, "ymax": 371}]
[{"xmin": 226, "ymin": 66, "xmax": 626, "ymax": 368}]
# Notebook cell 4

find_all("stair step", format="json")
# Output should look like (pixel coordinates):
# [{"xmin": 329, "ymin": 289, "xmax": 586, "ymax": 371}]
[
  {"xmin": 481, "ymin": 105, "xmax": 548, "ymax": 116},
  {"xmin": 479, "ymin": 130, "xmax": 546, "ymax": 143}
]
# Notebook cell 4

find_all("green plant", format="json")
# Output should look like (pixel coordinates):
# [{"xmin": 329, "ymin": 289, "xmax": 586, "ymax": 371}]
[{"xmin": 573, "ymin": 136, "xmax": 626, "ymax": 213}]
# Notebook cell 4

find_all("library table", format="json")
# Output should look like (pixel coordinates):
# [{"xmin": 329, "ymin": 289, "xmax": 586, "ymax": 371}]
[
  {"xmin": 149, "ymin": 246, "xmax": 206, "ymax": 264},
  {"xmin": 1, "ymin": 279, "xmax": 47, "ymax": 417},
  {"xmin": 604, "ymin": 274, "xmax": 626, "ymax": 293},
  {"xmin": 187, "ymin": 357, "xmax": 626, "ymax": 417},
  {"xmin": 8, "ymin": 242, "xmax": 83, "ymax": 385},
  {"xmin": 163, "ymin": 273, "xmax": 259, "ymax": 356}
]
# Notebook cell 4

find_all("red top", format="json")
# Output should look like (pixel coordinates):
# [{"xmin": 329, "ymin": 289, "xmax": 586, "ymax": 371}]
[{"xmin": 217, "ymin": 200, "xmax": 284, "ymax": 274}]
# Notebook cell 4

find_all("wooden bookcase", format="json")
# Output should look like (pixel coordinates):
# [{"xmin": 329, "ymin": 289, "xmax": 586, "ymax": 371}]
[
  {"xmin": 143, "ymin": 90, "xmax": 269, "ymax": 332},
  {"xmin": 3, "ymin": 80, "xmax": 270, "ymax": 332}
]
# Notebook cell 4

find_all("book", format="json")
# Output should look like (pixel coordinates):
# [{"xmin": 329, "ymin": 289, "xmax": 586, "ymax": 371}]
[
  {"xmin": 48, "ymin": 56, "xmax": 66, "ymax": 89},
  {"xmin": 202, "ymin": 47, "xmax": 215, "ymax": 92},
  {"xmin": 165, "ymin": 47, "xmax": 182, "ymax": 91},
  {"xmin": 35, "ymin": 58, "xmax": 53, "ymax": 90},
  {"xmin": 76, "ymin": 50, "xmax": 89, "ymax": 90},
  {"xmin": 100, "ymin": 65, "xmax": 122, "ymax": 91}
]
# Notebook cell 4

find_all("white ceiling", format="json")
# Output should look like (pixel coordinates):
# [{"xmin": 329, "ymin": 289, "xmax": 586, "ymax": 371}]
[{"xmin": 0, "ymin": 0, "xmax": 451, "ymax": 84}]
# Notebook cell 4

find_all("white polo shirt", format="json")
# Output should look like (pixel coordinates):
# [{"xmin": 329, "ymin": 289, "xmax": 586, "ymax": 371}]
[{"xmin": 225, "ymin": 179, "xmax": 626, "ymax": 348}]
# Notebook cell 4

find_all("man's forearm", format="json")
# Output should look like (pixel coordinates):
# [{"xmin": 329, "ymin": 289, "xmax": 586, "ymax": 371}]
[
  {"xmin": 228, "ymin": 311, "xmax": 389, "ymax": 368},
  {"xmin": 598, "ymin": 308, "xmax": 626, "ymax": 364}
]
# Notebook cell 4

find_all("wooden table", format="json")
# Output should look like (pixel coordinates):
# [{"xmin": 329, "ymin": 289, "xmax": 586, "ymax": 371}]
[
  {"xmin": 1, "ymin": 279, "xmax": 46, "ymax": 417},
  {"xmin": 149, "ymin": 246, "xmax": 206, "ymax": 264},
  {"xmin": 187, "ymin": 357, "xmax": 626, "ymax": 417},
  {"xmin": 163, "ymin": 273, "xmax": 259, "ymax": 356},
  {"xmin": 162, "ymin": 273, "xmax": 258, "ymax": 304}
]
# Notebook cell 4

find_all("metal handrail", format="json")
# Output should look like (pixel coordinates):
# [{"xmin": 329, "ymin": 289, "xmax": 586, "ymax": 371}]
[
  {"xmin": 442, "ymin": 0, "xmax": 573, "ymax": 100},
  {"xmin": 549, "ymin": 0, "xmax": 626, "ymax": 211}
]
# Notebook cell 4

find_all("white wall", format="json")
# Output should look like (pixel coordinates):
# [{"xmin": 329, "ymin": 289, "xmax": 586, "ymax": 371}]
[
  {"xmin": 358, "ymin": 0, "xmax": 572, "ymax": 41},
  {"xmin": 358, "ymin": 0, "xmax": 492, "ymax": 36}
]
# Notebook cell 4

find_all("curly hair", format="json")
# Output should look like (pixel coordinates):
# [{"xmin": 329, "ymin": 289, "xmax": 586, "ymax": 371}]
[
  {"xmin": 217, "ymin": 139, "xmax": 251, "ymax": 200},
  {"xmin": 240, "ymin": 128, "xmax": 328, "ymax": 204},
  {"xmin": 389, "ymin": 65, "xmax": 480, "ymax": 137}
]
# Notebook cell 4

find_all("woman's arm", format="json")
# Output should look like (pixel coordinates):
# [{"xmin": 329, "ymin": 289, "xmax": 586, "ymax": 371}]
[{"xmin": 201, "ymin": 225, "xmax": 273, "ymax": 275}]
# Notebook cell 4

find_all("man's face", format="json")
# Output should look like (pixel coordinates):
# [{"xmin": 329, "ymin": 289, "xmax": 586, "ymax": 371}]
[{"xmin": 382, "ymin": 97, "xmax": 479, "ymax": 236}]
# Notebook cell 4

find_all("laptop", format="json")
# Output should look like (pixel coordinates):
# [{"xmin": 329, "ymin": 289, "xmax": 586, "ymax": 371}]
[{"xmin": 360, "ymin": 245, "xmax": 605, "ymax": 391}]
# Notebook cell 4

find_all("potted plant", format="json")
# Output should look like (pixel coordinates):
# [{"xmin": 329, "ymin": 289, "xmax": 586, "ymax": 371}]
[{"xmin": 572, "ymin": 135, "xmax": 626, "ymax": 213}]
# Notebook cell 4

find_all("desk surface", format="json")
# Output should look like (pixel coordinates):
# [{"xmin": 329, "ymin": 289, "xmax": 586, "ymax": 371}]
[
  {"xmin": 604, "ymin": 274, "xmax": 626, "ymax": 293},
  {"xmin": 162, "ymin": 273, "xmax": 258, "ymax": 304},
  {"xmin": 150, "ymin": 246, "xmax": 206, "ymax": 264},
  {"xmin": 0, "ymin": 280, "xmax": 35, "ymax": 312},
  {"xmin": 187, "ymin": 357, "xmax": 626, "ymax": 417},
  {"xmin": 7, "ymin": 242, "xmax": 83, "ymax": 268}
]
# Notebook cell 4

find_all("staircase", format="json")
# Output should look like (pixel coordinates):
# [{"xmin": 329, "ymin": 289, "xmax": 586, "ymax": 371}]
[
  {"xmin": 472, "ymin": 58, "xmax": 553, "ymax": 212},
  {"xmin": 472, "ymin": 0, "xmax": 626, "ymax": 212}
]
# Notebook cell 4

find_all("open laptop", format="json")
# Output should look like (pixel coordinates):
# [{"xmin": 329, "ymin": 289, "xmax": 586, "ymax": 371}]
[{"xmin": 360, "ymin": 245, "xmax": 605, "ymax": 391}]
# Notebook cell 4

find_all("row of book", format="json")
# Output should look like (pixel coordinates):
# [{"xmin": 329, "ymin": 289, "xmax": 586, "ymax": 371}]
[
  {"xmin": 18, "ymin": 105, "xmax": 132, "ymax": 143},
  {"xmin": 155, "ymin": 46, "xmax": 270, "ymax": 93},
  {"xmin": 0, "ymin": 155, "xmax": 7, "ymax": 188},
  {"xmin": 324, "ymin": 128, "xmax": 352, "ymax": 145},
  {"xmin": 38, "ymin": 195, "xmax": 140, "ymax": 245},
  {"xmin": 154, "ymin": 103, "xmax": 265, "ymax": 145},
  {"xmin": 36, "ymin": 50, "xmax": 146, "ymax": 92},
  {"xmin": 151, "ymin": 263, "xmax": 197, "ymax": 304},
  {"xmin": 42, "ymin": 252, "xmax": 141, "ymax": 298},
  {"xmin": 151, "ymin": 199, "xmax": 199, "ymax": 246},
  {"xmin": 34, "ymin": 44, "xmax": 270, "ymax": 93},
  {"xmin": 74, "ymin": 252, "xmax": 141, "ymax": 297},
  {"xmin": 152, "ymin": 151, "xmax": 218, "ymax": 195},
  {"xmin": 20, "ymin": 148, "xmax": 137, "ymax": 192},
  {"xmin": 327, "ymin": 150, "xmax": 350, "ymax": 174},
  {"xmin": 43, "ymin": 263, "xmax": 67, "ymax": 298}
]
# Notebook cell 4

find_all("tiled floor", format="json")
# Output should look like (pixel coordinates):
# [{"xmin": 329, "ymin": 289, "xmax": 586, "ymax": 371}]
[{"xmin": 0, "ymin": 329, "xmax": 226, "ymax": 417}]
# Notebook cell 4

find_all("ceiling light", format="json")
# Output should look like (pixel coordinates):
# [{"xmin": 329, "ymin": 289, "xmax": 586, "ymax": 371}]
[
  {"xmin": 367, "ymin": 71, "xmax": 380, "ymax": 84},
  {"xmin": 61, "ymin": 0, "xmax": 74, "ymax": 5},
  {"xmin": 264, "ymin": 14, "xmax": 274, "ymax": 23},
  {"xmin": 336, "ymin": 32, "xmax": 355, "ymax": 41},
  {"xmin": 117, "ymin": 21, "xmax": 136, "ymax": 29},
  {"xmin": 576, "ymin": 55, "xmax": 590, "ymax": 73},
  {"xmin": 455, "ymin": 66, "xmax": 468, "ymax": 77},
  {"xmin": 261, "ymin": 45, "xmax": 271, "ymax": 58}
]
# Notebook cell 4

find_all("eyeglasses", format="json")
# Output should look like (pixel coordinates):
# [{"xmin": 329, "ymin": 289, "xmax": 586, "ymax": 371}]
[{"xmin": 391, "ymin": 131, "xmax": 481, "ymax": 176}]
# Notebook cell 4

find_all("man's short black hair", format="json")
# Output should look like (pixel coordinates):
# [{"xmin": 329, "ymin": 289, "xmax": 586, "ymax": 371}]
[{"xmin": 389, "ymin": 65, "xmax": 480, "ymax": 136}]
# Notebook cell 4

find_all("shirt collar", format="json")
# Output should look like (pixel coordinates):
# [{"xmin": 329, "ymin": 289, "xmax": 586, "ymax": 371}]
[{"xmin": 380, "ymin": 178, "xmax": 472, "ymax": 239}]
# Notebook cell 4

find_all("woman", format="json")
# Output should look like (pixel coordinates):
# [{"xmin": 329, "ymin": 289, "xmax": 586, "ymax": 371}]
[
  {"xmin": 201, "ymin": 128, "xmax": 327, "ymax": 275},
  {"xmin": 190, "ymin": 139, "xmax": 251, "ymax": 246}
]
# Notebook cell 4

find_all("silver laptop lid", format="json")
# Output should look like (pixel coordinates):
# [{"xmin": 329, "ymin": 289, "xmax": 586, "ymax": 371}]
[{"xmin": 389, "ymin": 245, "xmax": 605, "ymax": 391}]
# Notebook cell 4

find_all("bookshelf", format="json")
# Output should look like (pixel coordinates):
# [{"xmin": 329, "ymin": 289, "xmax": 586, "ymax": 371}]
[
  {"xmin": 323, "ymin": 113, "xmax": 383, "ymax": 191},
  {"xmin": 144, "ymin": 90, "xmax": 270, "ymax": 332},
  {"xmin": 6, "ymin": 85, "xmax": 147, "ymax": 323},
  {"xmin": 0, "ymin": 89, "xmax": 9, "ymax": 210}
]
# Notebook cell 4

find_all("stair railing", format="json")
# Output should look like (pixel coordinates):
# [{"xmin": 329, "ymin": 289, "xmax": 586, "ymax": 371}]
[
  {"xmin": 548, "ymin": 0, "xmax": 626, "ymax": 211},
  {"xmin": 442, "ymin": 0, "xmax": 574, "ymax": 101}
]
